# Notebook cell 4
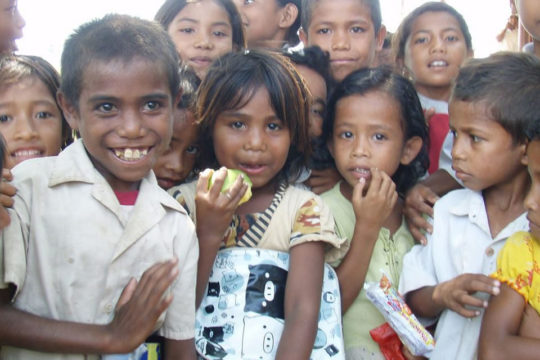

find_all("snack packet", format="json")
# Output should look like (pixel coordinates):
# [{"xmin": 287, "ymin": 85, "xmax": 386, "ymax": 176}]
[{"xmin": 365, "ymin": 274, "xmax": 435, "ymax": 357}]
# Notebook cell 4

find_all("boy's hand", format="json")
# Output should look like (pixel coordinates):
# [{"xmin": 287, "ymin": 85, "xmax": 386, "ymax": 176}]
[
  {"xmin": 195, "ymin": 167, "xmax": 248, "ymax": 246},
  {"xmin": 432, "ymin": 274, "xmax": 500, "ymax": 318},
  {"xmin": 305, "ymin": 167, "xmax": 342, "ymax": 195},
  {"xmin": 404, "ymin": 183, "xmax": 438, "ymax": 245},
  {"xmin": 352, "ymin": 168, "xmax": 397, "ymax": 229},
  {"xmin": 106, "ymin": 258, "xmax": 179, "ymax": 354},
  {"xmin": 0, "ymin": 168, "xmax": 15, "ymax": 229}
]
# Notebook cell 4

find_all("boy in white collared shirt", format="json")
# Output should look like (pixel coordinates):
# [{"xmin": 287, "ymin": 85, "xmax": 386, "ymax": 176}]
[
  {"xmin": 0, "ymin": 14, "xmax": 198, "ymax": 360},
  {"xmin": 399, "ymin": 52, "xmax": 540, "ymax": 359}
]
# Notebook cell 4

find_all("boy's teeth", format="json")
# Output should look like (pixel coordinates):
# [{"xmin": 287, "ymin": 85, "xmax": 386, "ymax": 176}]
[
  {"xmin": 114, "ymin": 148, "xmax": 149, "ymax": 161},
  {"xmin": 354, "ymin": 168, "xmax": 370, "ymax": 174},
  {"xmin": 14, "ymin": 149, "xmax": 41, "ymax": 157},
  {"xmin": 430, "ymin": 60, "xmax": 447, "ymax": 67}
]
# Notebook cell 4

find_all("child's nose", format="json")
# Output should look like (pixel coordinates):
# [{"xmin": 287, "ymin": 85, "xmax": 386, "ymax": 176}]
[
  {"xmin": 165, "ymin": 152, "xmax": 183, "ymax": 173},
  {"xmin": 117, "ymin": 112, "xmax": 145, "ymax": 138},
  {"xmin": 524, "ymin": 186, "xmax": 539, "ymax": 212},
  {"xmin": 331, "ymin": 30, "xmax": 350, "ymax": 51},
  {"xmin": 351, "ymin": 137, "xmax": 369, "ymax": 158},
  {"xmin": 244, "ymin": 127, "xmax": 266, "ymax": 151},
  {"xmin": 15, "ymin": 9, "xmax": 25, "ymax": 30},
  {"xmin": 430, "ymin": 36, "xmax": 446, "ymax": 54},
  {"xmin": 195, "ymin": 32, "xmax": 213, "ymax": 50},
  {"xmin": 14, "ymin": 115, "xmax": 39, "ymax": 141}
]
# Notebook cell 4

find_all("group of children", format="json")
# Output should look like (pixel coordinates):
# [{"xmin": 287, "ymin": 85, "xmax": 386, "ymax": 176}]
[{"xmin": 0, "ymin": 0, "xmax": 539, "ymax": 359}]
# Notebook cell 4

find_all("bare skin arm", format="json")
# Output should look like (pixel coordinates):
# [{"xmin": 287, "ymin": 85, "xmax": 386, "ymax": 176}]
[
  {"xmin": 0, "ymin": 259, "xmax": 178, "ymax": 354},
  {"xmin": 335, "ymin": 168, "xmax": 397, "ymax": 312},
  {"xmin": 0, "ymin": 168, "xmax": 15, "ymax": 229},
  {"xmin": 404, "ymin": 169, "xmax": 461, "ymax": 244},
  {"xmin": 406, "ymin": 273, "xmax": 500, "ymax": 319},
  {"xmin": 194, "ymin": 168, "xmax": 248, "ymax": 305},
  {"xmin": 275, "ymin": 241, "xmax": 325, "ymax": 360},
  {"xmin": 165, "ymin": 338, "xmax": 197, "ymax": 360},
  {"xmin": 479, "ymin": 284, "xmax": 540, "ymax": 360}
]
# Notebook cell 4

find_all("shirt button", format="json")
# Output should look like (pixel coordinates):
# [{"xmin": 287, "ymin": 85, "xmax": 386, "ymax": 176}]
[
  {"xmin": 486, "ymin": 248, "xmax": 494, "ymax": 257},
  {"xmin": 105, "ymin": 304, "xmax": 113, "ymax": 313}
]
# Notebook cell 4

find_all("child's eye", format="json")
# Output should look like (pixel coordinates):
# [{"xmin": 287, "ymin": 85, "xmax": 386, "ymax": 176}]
[
  {"xmin": 179, "ymin": 27, "xmax": 195, "ymax": 34},
  {"xmin": 213, "ymin": 30, "xmax": 228, "ymax": 37},
  {"xmin": 445, "ymin": 35, "xmax": 459, "ymax": 42},
  {"xmin": 470, "ymin": 134, "xmax": 482, "ymax": 143},
  {"xmin": 243, "ymin": 0, "xmax": 255, "ymax": 5},
  {"xmin": 339, "ymin": 131, "xmax": 353, "ymax": 139},
  {"xmin": 312, "ymin": 108, "xmax": 324, "ymax": 118},
  {"xmin": 231, "ymin": 121, "xmax": 245, "ymax": 129},
  {"xmin": 143, "ymin": 101, "xmax": 162, "ymax": 111},
  {"xmin": 186, "ymin": 145, "xmax": 199, "ymax": 155},
  {"xmin": 97, "ymin": 103, "xmax": 116, "ymax": 112},
  {"xmin": 413, "ymin": 36, "xmax": 429, "ymax": 45},
  {"xmin": 450, "ymin": 129, "xmax": 457, "ymax": 138},
  {"xmin": 373, "ymin": 133, "xmax": 386, "ymax": 141},
  {"xmin": 35, "ymin": 111, "xmax": 53, "ymax": 119},
  {"xmin": 0, "ymin": 114, "xmax": 11, "ymax": 123},
  {"xmin": 351, "ymin": 26, "xmax": 366, "ymax": 33},
  {"xmin": 316, "ymin": 28, "xmax": 331, "ymax": 35},
  {"xmin": 267, "ymin": 122, "xmax": 282, "ymax": 131}
]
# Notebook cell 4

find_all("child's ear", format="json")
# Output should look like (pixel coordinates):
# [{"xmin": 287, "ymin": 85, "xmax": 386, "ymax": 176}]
[
  {"xmin": 327, "ymin": 139, "xmax": 335, "ymax": 158},
  {"xmin": 278, "ymin": 3, "xmax": 299, "ymax": 30},
  {"xmin": 520, "ymin": 141, "xmax": 529, "ymax": 166},
  {"xmin": 400, "ymin": 136, "xmax": 423, "ymax": 165},
  {"xmin": 375, "ymin": 25, "xmax": 387, "ymax": 51},
  {"xmin": 299, "ymin": 28, "xmax": 308, "ymax": 45},
  {"xmin": 56, "ymin": 92, "xmax": 80, "ymax": 132}
]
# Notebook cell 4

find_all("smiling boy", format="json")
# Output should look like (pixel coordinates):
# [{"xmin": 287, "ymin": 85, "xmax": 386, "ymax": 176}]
[{"xmin": 0, "ymin": 15, "xmax": 198, "ymax": 360}]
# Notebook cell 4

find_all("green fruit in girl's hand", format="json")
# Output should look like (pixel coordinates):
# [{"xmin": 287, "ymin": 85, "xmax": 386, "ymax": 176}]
[{"xmin": 208, "ymin": 168, "xmax": 252, "ymax": 205}]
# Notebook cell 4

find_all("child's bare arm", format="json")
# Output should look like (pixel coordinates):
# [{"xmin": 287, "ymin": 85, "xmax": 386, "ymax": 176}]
[
  {"xmin": 164, "ymin": 339, "xmax": 197, "ymax": 360},
  {"xmin": 519, "ymin": 304, "xmax": 540, "ymax": 339},
  {"xmin": 0, "ymin": 259, "xmax": 178, "ymax": 354},
  {"xmin": 0, "ymin": 168, "xmax": 15, "ymax": 229},
  {"xmin": 305, "ymin": 167, "xmax": 342, "ymax": 195},
  {"xmin": 194, "ymin": 168, "xmax": 248, "ymax": 305},
  {"xmin": 479, "ymin": 284, "xmax": 540, "ymax": 360},
  {"xmin": 335, "ymin": 168, "xmax": 397, "ymax": 312},
  {"xmin": 275, "ymin": 241, "xmax": 325, "ymax": 360},
  {"xmin": 406, "ymin": 274, "xmax": 500, "ymax": 318},
  {"xmin": 404, "ymin": 169, "xmax": 460, "ymax": 245}
]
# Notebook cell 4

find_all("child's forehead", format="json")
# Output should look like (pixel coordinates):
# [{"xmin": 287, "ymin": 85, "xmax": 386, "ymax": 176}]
[
  {"xmin": 310, "ymin": 0, "xmax": 372, "ymax": 23},
  {"xmin": 410, "ymin": 11, "xmax": 463, "ymax": 34},
  {"xmin": 81, "ymin": 58, "xmax": 171, "ymax": 94}
]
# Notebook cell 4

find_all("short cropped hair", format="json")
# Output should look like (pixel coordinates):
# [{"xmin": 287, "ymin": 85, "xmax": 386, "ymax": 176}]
[
  {"xmin": 196, "ymin": 49, "xmax": 311, "ymax": 184},
  {"xmin": 452, "ymin": 52, "xmax": 540, "ymax": 145},
  {"xmin": 0, "ymin": 55, "xmax": 73, "ymax": 147},
  {"xmin": 60, "ymin": 14, "xmax": 180, "ymax": 109},
  {"xmin": 301, "ymin": 0, "xmax": 382, "ymax": 35},
  {"xmin": 154, "ymin": 0, "xmax": 246, "ymax": 51},
  {"xmin": 283, "ymin": 45, "xmax": 331, "ymax": 89},
  {"xmin": 393, "ymin": 2, "xmax": 472, "ymax": 64}
]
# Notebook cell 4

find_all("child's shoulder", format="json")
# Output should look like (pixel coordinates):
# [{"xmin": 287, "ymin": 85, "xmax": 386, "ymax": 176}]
[
  {"xmin": 285, "ymin": 183, "xmax": 327, "ymax": 206},
  {"xmin": 434, "ymin": 187, "xmax": 478, "ymax": 213}
]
